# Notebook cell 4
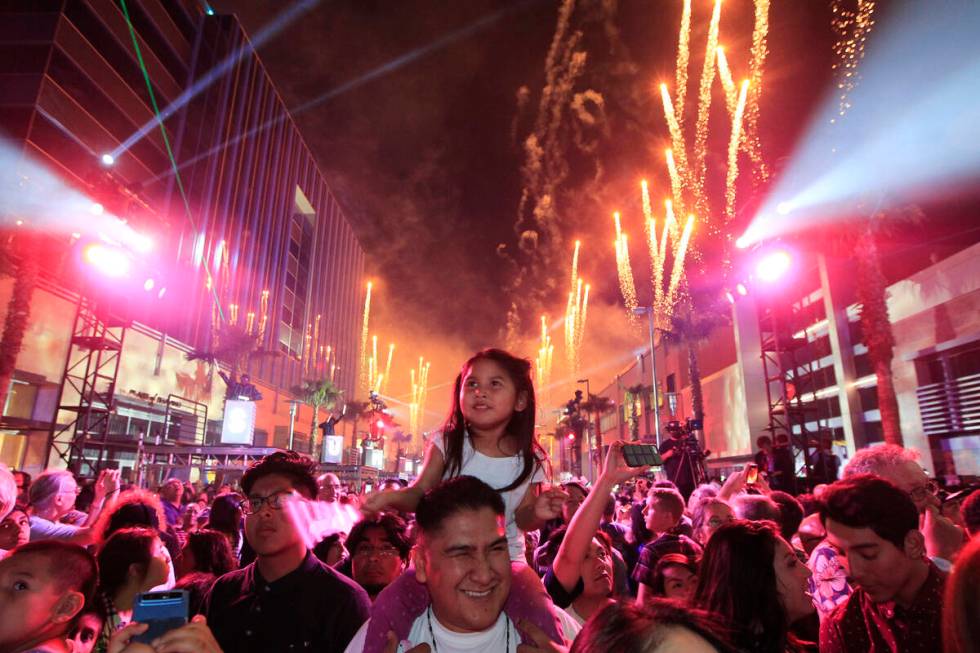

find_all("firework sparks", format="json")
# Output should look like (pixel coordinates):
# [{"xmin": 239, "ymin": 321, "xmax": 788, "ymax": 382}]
[
  {"xmin": 359, "ymin": 282, "xmax": 372, "ymax": 394},
  {"xmin": 716, "ymin": 47, "xmax": 738, "ymax": 114},
  {"xmin": 245, "ymin": 311, "xmax": 255, "ymax": 335},
  {"xmin": 745, "ymin": 0, "xmax": 771, "ymax": 182},
  {"xmin": 383, "ymin": 343, "xmax": 394, "ymax": 394},
  {"xmin": 692, "ymin": 0, "xmax": 723, "ymax": 217},
  {"xmin": 726, "ymin": 80, "xmax": 750, "ymax": 220},
  {"xmin": 660, "ymin": 90, "xmax": 690, "ymax": 212},
  {"xmin": 536, "ymin": 314, "xmax": 554, "ymax": 411},
  {"xmin": 717, "ymin": 47, "xmax": 768, "ymax": 184},
  {"xmin": 370, "ymin": 335, "xmax": 379, "ymax": 391},
  {"xmin": 831, "ymin": 0, "xmax": 876, "ymax": 122},
  {"xmin": 570, "ymin": 240, "xmax": 580, "ymax": 292},
  {"xmin": 674, "ymin": 0, "xmax": 692, "ymax": 128},
  {"xmin": 613, "ymin": 212, "xmax": 639, "ymax": 320},
  {"xmin": 409, "ymin": 358, "xmax": 432, "ymax": 438},
  {"xmin": 664, "ymin": 150, "xmax": 685, "ymax": 215},
  {"xmin": 665, "ymin": 215, "xmax": 695, "ymax": 311},
  {"xmin": 258, "ymin": 290, "xmax": 270, "ymax": 339}
]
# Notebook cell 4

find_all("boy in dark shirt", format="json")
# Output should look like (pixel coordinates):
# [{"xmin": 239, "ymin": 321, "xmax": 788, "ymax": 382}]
[
  {"xmin": 204, "ymin": 451, "xmax": 371, "ymax": 652},
  {"xmin": 632, "ymin": 487, "xmax": 701, "ymax": 604}
]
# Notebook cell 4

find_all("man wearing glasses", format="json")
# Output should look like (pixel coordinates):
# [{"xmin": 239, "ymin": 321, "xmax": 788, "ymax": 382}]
[
  {"xmin": 27, "ymin": 469, "xmax": 119, "ymax": 545},
  {"xmin": 204, "ymin": 450, "xmax": 370, "ymax": 653},
  {"xmin": 345, "ymin": 513, "xmax": 412, "ymax": 601},
  {"xmin": 807, "ymin": 444, "xmax": 965, "ymax": 622}
]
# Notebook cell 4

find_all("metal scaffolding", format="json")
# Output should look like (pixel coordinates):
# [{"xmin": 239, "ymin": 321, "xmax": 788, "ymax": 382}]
[
  {"xmin": 45, "ymin": 299, "xmax": 127, "ymax": 474},
  {"xmin": 758, "ymin": 300, "xmax": 825, "ymax": 487}
]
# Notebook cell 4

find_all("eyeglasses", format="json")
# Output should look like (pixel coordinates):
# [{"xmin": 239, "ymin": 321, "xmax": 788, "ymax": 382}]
[
  {"xmin": 242, "ymin": 490, "xmax": 296, "ymax": 515},
  {"xmin": 908, "ymin": 480, "xmax": 939, "ymax": 503},
  {"xmin": 353, "ymin": 544, "xmax": 401, "ymax": 559}
]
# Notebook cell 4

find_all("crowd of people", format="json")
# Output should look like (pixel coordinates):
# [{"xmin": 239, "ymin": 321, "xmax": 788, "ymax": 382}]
[{"xmin": 1, "ymin": 347, "xmax": 979, "ymax": 653}]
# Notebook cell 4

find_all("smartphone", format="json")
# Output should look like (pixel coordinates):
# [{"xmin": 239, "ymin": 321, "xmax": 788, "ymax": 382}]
[
  {"xmin": 132, "ymin": 590, "xmax": 189, "ymax": 643},
  {"xmin": 622, "ymin": 444, "xmax": 663, "ymax": 468},
  {"xmin": 746, "ymin": 463, "xmax": 759, "ymax": 485}
]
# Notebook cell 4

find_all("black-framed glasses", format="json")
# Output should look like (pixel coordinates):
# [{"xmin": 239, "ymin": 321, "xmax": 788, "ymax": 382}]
[{"xmin": 242, "ymin": 490, "xmax": 296, "ymax": 515}]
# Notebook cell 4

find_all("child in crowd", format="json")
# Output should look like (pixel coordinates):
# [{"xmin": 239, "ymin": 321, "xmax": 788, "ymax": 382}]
[
  {"xmin": 0, "ymin": 540, "xmax": 98, "ymax": 653},
  {"xmin": 634, "ymin": 487, "xmax": 702, "ymax": 604},
  {"xmin": 360, "ymin": 348, "xmax": 568, "ymax": 651}
]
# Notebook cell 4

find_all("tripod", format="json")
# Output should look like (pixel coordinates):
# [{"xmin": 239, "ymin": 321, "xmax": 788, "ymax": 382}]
[{"xmin": 668, "ymin": 438, "xmax": 708, "ymax": 498}]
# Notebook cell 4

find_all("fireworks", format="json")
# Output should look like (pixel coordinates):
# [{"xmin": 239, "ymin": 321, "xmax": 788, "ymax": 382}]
[
  {"xmin": 536, "ymin": 315, "xmax": 555, "ymax": 411},
  {"xmin": 674, "ymin": 0, "xmax": 692, "ymax": 129},
  {"xmin": 692, "ymin": 0, "xmax": 723, "ymax": 217},
  {"xmin": 564, "ymin": 243, "xmax": 591, "ymax": 373},
  {"xmin": 665, "ymin": 215, "xmax": 696, "ymax": 311},
  {"xmin": 613, "ymin": 212, "xmax": 639, "ymax": 321},
  {"xmin": 660, "ymin": 89, "xmax": 689, "ymax": 212},
  {"xmin": 745, "ymin": 0, "xmax": 771, "ymax": 182},
  {"xmin": 258, "ymin": 289, "xmax": 270, "ymax": 340},
  {"xmin": 716, "ymin": 47, "xmax": 738, "ymax": 114},
  {"xmin": 359, "ymin": 281, "xmax": 372, "ymax": 394},
  {"xmin": 409, "ymin": 357, "xmax": 431, "ymax": 438},
  {"xmin": 664, "ymin": 150, "xmax": 685, "ymax": 216},
  {"xmin": 726, "ymin": 80, "xmax": 750, "ymax": 221},
  {"xmin": 383, "ymin": 343, "xmax": 394, "ymax": 394},
  {"xmin": 831, "ymin": 0, "xmax": 875, "ymax": 122}
]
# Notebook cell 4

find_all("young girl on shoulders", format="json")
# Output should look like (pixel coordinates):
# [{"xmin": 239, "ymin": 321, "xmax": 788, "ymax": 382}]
[{"xmin": 360, "ymin": 348, "xmax": 569, "ymax": 651}]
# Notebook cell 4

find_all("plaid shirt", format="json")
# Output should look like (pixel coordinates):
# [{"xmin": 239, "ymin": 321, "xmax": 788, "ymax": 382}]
[
  {"xmin": 631, "ymin": 527, "xmax": 702, "ymax": 588},
  {"xmin": 94, "ymin": 592, "xmax": 124, "ymax": 653}
]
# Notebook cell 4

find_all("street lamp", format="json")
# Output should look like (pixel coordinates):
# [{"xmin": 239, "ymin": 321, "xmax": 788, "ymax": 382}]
[
  {"xmin": 577, "ymin": 378, "xmax": 593, "ymax": 478},
  {"xmin": 632, "ymin": 306, "xmax": 662, "ymax": 446}
]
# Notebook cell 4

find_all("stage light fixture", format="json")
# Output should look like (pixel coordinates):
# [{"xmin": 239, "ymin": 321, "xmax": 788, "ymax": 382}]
[
  {"xmin": 776, "ymin": 201, "xmax": 792, "ymax": 215},
  {"xmin": 725, "ymin": 290, "xmax": 736, "ymax": 304},
  {"xmin": 83, "ymin": 243, "xmax": 130, "ymax": 278},
  {"xmin": 755, "ymin": 250, "xmax": 793, "ymax": 283},
  {"xmin": 101, "ymin": 153, "xmax": 115, "ymax": 166},
  {"xmin": 90, "ymin": 203, "xmax": 104, "ymax": 215},
  {"xmin": 736, "ymin": 283, "xmax": 748, "ymax": 296},
  {"xmin": 143, "ymin": 278, "xmax": 155, "ymax": 291}
]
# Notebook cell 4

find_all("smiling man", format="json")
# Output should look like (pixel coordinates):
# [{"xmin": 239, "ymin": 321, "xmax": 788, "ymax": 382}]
[
  {"xmin": 346, "ymin": 476, "xmax": 520, "ymax": 652},
  {"xmin": 204, "ymin": 450, "xmax": 370, "ymax": 653},
  {"xmin": 818, "ymin": 474, "xmax": 946, "ymax": 653}
]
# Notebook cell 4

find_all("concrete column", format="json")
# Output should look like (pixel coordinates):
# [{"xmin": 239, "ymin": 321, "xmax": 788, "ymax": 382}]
[
  {"xmin": 732, "ymin": 297, "xmax": 771, "ymax": 453},
  {"xmin": 818, "ymin": 254, "xmax": 866, "ymax": 457}
]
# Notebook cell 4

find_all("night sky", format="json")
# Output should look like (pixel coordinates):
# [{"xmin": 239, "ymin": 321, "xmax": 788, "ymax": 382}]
[{"xmin": 211, "ymin": 0, "xmax": 841, "ymax": 413}]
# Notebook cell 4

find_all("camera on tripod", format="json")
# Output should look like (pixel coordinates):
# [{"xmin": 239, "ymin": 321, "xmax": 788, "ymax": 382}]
[{"xmin": 664, "ymin": 418, "xmax": 707, "ymax": 455}]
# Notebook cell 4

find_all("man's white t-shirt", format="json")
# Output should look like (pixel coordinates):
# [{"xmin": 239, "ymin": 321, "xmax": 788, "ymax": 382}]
[
  {"xmin": 344, "ymin": 606, "xmax": 582, "ymax": 652},
  {"xmin": 434, "ymin": 433, "xmax": 546, "ymax": 561},
  {"xmin": 344, "ymin": 610, "xmax": 517, "ymax": 653}
]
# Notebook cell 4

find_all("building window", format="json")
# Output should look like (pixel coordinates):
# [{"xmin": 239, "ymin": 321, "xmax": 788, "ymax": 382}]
[
  {"xmin": 915, "ymin": 340, "xmax": 980, "ymax": 437},
  {"xmin": 279, "ymin": 187, "xmax": 315, "ymax": 356}
]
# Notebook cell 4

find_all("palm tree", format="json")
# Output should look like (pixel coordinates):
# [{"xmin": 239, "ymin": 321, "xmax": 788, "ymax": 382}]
[
  {"xmin": 341, "ymin": 400, "xmax": 372, "ymax": 451},
  {"xmin": 625, "ymin": 383, "xmax": 647, "ymax": 440},
  {"xmin": 664, "ymin": 293, "xmax": 731, "ymax": 426},
  {"xmin": 186, "ymin": 323, "xmax": 278, "ymax": 394},
  {"xmin": 0, "ymin": 236, "xmax": 38, "ymax": 412},
  {"xmin": 580, "ymin": 393, "xmax": 615, "ymax": 462},
  {"xmin": 292, "ymin": 378, "xmax": 344, "ymax": 458},
  {"xmin": 852, "ymin": 225, "xmax": 903, "ymax": 445}
]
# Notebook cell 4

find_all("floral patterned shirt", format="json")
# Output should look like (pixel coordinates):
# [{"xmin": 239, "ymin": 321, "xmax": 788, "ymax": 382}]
[{"xmin": 807, "ymin": 540, "xmax": 852, "ymax": 621}]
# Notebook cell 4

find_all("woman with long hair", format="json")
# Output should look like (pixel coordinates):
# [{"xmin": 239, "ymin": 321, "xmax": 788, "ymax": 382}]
[
  {"xmin": 693, "ymin": 520, "xmax": 815, "ymax": 653},
  {"xmin": 176, "ymin": 528, "xmax": 237, "ymax": 579},
  {"xmin": 94, "ymin": 527, "xmax": 171, "ymax": 653}
]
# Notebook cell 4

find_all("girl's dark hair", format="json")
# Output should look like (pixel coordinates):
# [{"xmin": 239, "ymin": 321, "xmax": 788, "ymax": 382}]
[
  {"xmin": 184, "ymin": 529, "xmax": 237, "ymax": 577},
  {"xmin": 441, "ymin": 348, "xmax": 547, "ymax": 493},
  {"xmin": 97, "ymin": 527, "xmax": 158, "ymax": 599},
  {"xmin": 650, "ymin": 553, "xmax": 698, "ymax": 597},
  {"xmin": 174, "ymin": 572, "xmax": 216, "ymax": 616},
  {"xmin": 693, "ymin": 520, "xmax": 792, "ymax": 653},
  {"xmin": 207, "ymin": 494, "xmax": 243, "ymax": 550},
  {"xmin": 570, "ymin": 599, "xmax": 736, "ymax": 653}
]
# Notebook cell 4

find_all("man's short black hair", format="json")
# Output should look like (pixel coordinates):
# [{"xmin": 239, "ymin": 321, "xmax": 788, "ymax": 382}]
[
  {"xmin": 768, "ymin": 491, "xmax": 804, "ymax": 541},
  {"xmin": 241, "ymin": 450, "xmax": 318, "ymax": 499},
  {"xmin": 346, "ymin": 513, "xmax": 413, "ymax": 561},
  {"xmin": 818, "ymin": 474, "xmax": 918, "ymax": 549},
  {"xmin": 12, "ymin": 540, "xmax": 98, "ymax": 603},
  {"xmin": 416, "ymin": 476, "xmax": 504, "ymax": 536}
]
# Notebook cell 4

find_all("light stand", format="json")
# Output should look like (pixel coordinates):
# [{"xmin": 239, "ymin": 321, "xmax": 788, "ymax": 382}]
[{"xmin": 633, "ymin": 306, "xmax": 662, "ymax": 446}]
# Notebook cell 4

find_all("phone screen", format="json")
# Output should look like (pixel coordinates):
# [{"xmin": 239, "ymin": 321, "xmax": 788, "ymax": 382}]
[
  {"xmin": 746, "ymin": 464, "xmax": 759, "ymax": 485},
  {"xmin": 132, "ymin": 591, "xmax": 189, "ymax": 643}
]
